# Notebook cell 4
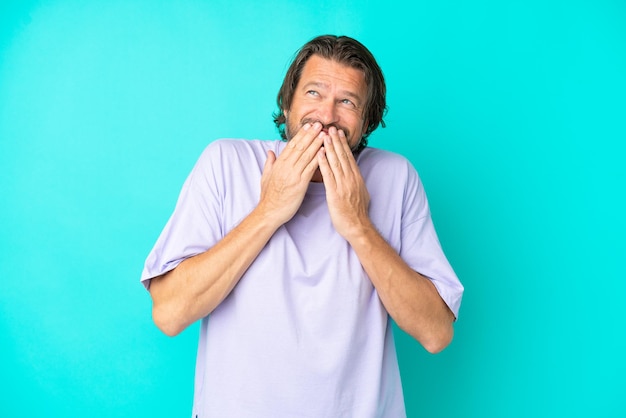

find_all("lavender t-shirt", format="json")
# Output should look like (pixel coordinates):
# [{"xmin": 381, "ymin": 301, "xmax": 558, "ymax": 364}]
[{"xmin": 141, "ymin": 139, "xmax": 463, "ymax": 418}]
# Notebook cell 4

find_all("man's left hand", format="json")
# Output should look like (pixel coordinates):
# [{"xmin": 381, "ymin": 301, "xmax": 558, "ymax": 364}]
[{"xmin": 317, "ymin": 126, "xmax": 372, "ymax": 240}]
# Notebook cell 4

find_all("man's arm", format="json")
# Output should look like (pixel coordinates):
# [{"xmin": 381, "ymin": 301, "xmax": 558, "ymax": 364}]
[
  {"xmin": 149, "ymin": 122, "xmax": 326, "ymax": 336},
  {"xmin": 317, "ymin": 127, "xmax": 455, "ymax": 353},
  {"xmin": 340, "ymin": 226, "xmax": 455, "ymax": 353}
]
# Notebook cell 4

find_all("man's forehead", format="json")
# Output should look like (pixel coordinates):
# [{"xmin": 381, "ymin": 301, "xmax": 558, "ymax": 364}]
[
  {"xmin": 302, "ymin": 55, "xmax": 364, "ymax": 76},
  {"xmin": 299, "ymin": 56, "xmax": 367, "ymax": 94}
]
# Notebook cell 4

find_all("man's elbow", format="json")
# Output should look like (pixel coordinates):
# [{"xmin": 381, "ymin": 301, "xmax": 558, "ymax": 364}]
[
  {"xmin": 421, "ymin": 324, "xmax": 454, "ymax": 354},
  {"xmin": 148, "ymin": 274, "xmax": 188, "ymax": 337},
  {"xmin": 152, "ymin": 303, "xmax": 186, "ymax": 337}
]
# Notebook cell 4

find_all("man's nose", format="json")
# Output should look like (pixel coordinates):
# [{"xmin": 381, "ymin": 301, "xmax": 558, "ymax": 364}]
[{"xmin": 315, "ymin": 100, "xmax": 339, "ymax": 127}]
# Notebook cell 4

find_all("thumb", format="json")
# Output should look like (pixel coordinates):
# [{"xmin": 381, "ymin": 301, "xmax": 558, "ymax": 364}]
[
  {"xmin": 261, "ymin": 150, "xmax": 276, "ymax": 183},
  {"xmin": 264, "ymin": 150, "xmax": 276, "ymax": 172}
]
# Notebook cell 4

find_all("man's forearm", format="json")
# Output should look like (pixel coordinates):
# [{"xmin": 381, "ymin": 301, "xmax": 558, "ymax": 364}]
[
  {"xmin": 347, "ymin": 221, "xmax": 455, "ymax": 353},
  {"xmin": 149, "ymin": 206, "xmax": 280, "ymax": 336}
]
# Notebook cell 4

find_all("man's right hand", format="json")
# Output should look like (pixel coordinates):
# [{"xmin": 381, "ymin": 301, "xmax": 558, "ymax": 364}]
[
  {"xmin": 150, "ymin": 122, "xmax": 326, "ymax": 336},
  {"xmin": 258, "ymin": 121, "xmax": 325, "ymax": 226}
]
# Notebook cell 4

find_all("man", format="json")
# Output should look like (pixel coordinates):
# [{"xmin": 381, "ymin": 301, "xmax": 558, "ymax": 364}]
[{"xmin": 141, "ymin": 35, "xmax": 463, "ymax": 417}]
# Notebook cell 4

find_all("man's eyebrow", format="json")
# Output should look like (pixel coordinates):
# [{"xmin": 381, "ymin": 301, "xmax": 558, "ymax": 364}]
[{"xmin": 302, "ymin": 81, "xmax": 364, "ymax": 105}]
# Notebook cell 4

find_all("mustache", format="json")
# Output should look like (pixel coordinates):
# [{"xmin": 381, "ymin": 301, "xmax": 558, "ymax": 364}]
[
  {"xmin": 301, "ymin": 118, "xmax": 351, "ymax": 139},
  {"xmin": 285, "ymin": 118, "xmax": 361, "ymax": 155}
]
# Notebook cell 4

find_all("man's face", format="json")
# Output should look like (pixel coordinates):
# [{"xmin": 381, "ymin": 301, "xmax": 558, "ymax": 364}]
[{"xmin": 284, "ymin": 55, "xmax": 368, "ymax": 151}]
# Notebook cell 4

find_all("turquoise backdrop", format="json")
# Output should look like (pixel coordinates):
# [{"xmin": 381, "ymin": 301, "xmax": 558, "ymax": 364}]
[{"xmin": 1, "ymin": 0, "xmax": 624, "ymax": 416}]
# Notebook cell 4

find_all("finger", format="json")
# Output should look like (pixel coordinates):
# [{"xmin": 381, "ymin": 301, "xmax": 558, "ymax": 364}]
[
  {"xmin": 331, "ymin": 129, "xmax": 363, "ymax": 183},
  {"xmin": 323, "ymin": 127, "xmax": 347, "ymax": 176},
  {"xmin": 261, "ymin": 150, "xmax": 276, "ymax": 181},
  {"xmin": 335, "ymin": 129, "xmax": 358, "ymax": 171},
  {"xmin": 285, "ymin": 122, "xmax": 322, "ymax": 154},
  {"xmin": 265, "ymin": 150, "xmax": 276, "ymax": 169},
  {"xmin": 287, "ymin": 133, "xmax": 324, "ymax": 181},
  {"xmin": 282, "ymin": 123, "xmax": 325, "ymax": 169},
  {"xmin": 317, "ymin": 146, "xmax": 336, "ymax": 187},
  {"xmin": 299, "ymin": 136, "xmax": 323, "ymax": 180}
]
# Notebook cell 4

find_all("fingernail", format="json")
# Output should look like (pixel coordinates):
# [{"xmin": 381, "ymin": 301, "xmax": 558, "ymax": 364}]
[{"xmin": 303, "ymin": 123, "xmax": 311, "ymax": 131}]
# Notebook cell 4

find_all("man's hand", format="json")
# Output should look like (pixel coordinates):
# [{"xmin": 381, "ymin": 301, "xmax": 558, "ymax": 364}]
[
  {"xmin": 316, "ymin": 126, "xmax": 372, "ymax": 240},
  {"xmin": 259, "ymin": 122, "xmax": 325, "ymax": 226}
]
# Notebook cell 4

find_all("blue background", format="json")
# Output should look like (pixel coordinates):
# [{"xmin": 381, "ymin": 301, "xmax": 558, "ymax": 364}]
[{"xmin": 1, "ymin": 0, "xmax": 625, "ymax": 416}]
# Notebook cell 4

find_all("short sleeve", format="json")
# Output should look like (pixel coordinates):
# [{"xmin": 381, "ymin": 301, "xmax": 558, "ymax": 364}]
[
  {"xmin": 398, "ymin": 162, "xmax": 464, "ymax": 318},
  {"xmin": 140, "ymin": 142, "xmax": 226, "ymax": 289}
]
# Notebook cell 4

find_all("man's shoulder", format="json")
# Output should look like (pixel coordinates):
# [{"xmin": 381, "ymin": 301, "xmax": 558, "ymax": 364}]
[
  {"xmin": 196, "ymin": 139, "xmax": 284, "ymax": 164},
  {"xmin": 204, "ymin": 138, "xmax": 283, "ymax": 154},
  {"xmin": 358, "ymin": 146, "xmax": 415, "ymax": 172},
  {"xmin": 358, "ymin": 147, "xmax": 423, "ymax": 195}
]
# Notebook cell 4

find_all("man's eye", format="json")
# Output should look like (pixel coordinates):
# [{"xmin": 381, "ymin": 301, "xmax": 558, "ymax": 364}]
[
  {"xmin": 307, "ymin": 90, "xmax": 319, "ymax": 97},
  {"xmin": 341, "ymin": 99, "xmax": 355, "ymax": 106}
]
